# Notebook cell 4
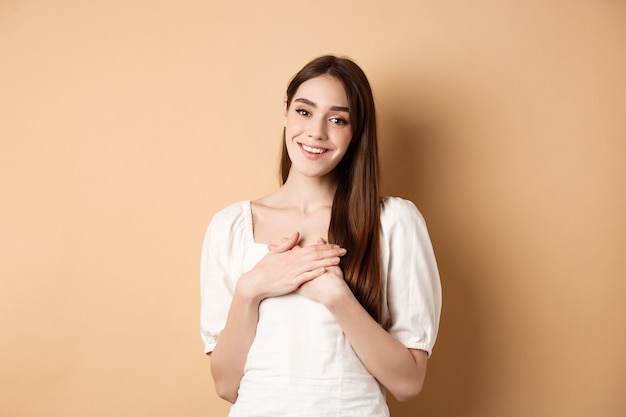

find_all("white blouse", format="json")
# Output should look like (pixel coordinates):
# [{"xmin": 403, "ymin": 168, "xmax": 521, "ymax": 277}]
[{"xmin": 200, "ymin": 197, "xmax": 441, "ymax": 417}]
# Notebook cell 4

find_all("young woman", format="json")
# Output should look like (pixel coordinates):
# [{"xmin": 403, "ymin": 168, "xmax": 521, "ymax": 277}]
[{"xmin": 200, "ymin": 55, "xmax": 441, "ymax": 416}]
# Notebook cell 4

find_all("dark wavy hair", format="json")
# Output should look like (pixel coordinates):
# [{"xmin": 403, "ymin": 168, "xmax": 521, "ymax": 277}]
[{"xmin": 280, "ymin": 55, "xmax": 382, "ymax": 323}]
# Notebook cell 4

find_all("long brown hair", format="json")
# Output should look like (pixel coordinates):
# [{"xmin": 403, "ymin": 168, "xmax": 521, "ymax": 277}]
[{"xmin": 280, "ymin": 55, "xmax": 382, "ymax": 323}]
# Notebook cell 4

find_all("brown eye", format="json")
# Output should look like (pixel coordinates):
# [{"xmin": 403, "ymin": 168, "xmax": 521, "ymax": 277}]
[{"xmin": 330, "ymin": 117, "xmax": 348, "ymax": 125}]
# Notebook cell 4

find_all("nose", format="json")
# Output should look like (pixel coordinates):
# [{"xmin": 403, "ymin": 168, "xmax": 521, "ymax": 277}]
[{"xmin": 307, "ymin": 116, "xmax": 327, "ymax": 140}]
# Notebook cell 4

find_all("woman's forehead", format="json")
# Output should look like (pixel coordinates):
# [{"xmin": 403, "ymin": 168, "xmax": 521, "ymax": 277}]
[{"xmin": 292, "ymin": 75, "xmax": 349, "ymax": 108}]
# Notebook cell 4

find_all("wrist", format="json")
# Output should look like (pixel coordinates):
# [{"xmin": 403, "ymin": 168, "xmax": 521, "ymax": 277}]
[
  {"xmin": 235, "ymin": 272, "xmax": 264, "ymax": 305},
  {"xmin": 323, "ymin": 280, "xmax": 353, "ymax": 312}
]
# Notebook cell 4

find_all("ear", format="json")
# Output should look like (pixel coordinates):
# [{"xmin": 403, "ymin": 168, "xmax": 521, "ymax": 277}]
[{"xmin": 283, "ymin": 100, "xmax": 288, "ymax": 126}]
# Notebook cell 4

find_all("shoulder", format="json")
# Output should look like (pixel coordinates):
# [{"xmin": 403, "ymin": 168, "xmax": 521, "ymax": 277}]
[
  {"xmin": 205, "ymin": 200, "xmax": 251, "ymax": 239},
  {"xmin": 380, "ymin": 196, "xmax": 426, "ymax": 230},
  {"xmin": 210, "ymin": 200, "xmax": 249, "ymax": 224}
]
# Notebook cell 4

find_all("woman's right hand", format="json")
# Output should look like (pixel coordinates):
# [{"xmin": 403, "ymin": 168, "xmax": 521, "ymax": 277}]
[{"xmin": 237, "ymin": 231, "xmax": 347, "ymax": 302}]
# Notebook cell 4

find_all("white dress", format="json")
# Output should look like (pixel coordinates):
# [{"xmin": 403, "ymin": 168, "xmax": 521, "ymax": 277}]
[{"xmin": 200, "ymin": 197, "xmax": 441, "ymax": 417}]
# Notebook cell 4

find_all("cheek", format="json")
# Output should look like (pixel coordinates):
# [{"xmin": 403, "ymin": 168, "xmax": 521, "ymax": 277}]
[
  {"xmin": 284, "ymin": 117, "xmax": 302, "ymax": 137},
  {"xmin": 340, "ymin": 131, "xmax": 353, "ymax": 148}
]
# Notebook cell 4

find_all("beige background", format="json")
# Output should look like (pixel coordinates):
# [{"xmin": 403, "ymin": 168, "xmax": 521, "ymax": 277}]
[{"xmin": 1, "ymin": 1, "xmax": 625, "ymax": 416}]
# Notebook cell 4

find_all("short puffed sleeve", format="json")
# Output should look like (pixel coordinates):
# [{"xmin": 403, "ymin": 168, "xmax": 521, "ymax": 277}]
[
  {"xmin": 380, "ymin": 197, "xmax": 442, "ymax": 357},
  {"xmin": 199, "ymin": 202, "xmax": 247, "ymax": 353}
]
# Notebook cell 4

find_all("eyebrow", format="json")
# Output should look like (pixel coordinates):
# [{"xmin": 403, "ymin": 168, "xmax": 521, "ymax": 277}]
[{"xmin": 293, "ymin": 97, "xmax": 350, "ymax": 113}]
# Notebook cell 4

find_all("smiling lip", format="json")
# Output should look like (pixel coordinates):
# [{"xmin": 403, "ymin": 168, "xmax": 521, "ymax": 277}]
[{"xmin": 298, "ymin": 143, "xmax": 330, "ymax": 159}]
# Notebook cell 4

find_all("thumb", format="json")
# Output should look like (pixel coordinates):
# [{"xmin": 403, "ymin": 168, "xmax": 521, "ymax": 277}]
[{"xmin": 269, "ymin": 231, "xmax": 300, "ymax": 253}]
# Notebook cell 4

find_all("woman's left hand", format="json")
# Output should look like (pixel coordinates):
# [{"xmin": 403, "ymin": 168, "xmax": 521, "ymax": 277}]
[{"xmin": 295, "ymin": 238, "xmax": 350, "ymax": 307}]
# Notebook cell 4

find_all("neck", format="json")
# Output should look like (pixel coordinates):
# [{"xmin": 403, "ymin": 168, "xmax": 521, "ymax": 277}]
[{"xmin": 279, "ymin": 171, "xmax": 338, "ymax": 213}]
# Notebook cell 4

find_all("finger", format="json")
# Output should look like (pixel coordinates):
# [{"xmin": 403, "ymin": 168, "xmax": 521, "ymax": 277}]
[
  {"xmin": 301, "ymin": 256, "xmax": 342, "ymax": 274},
  {"xmin": 270, "ymin": 231, "xmax": 300, "ymax": 253},
  {"xmin": 292, "ymin": 247, "xmax": 346, "ymax": 272},
  {"xmin": 268, "ymin": 235, "xmax": 296, "ymax": 251},
  {"xmin": 295, "ymin": 267, "xmax": 327, "ymax": 284},
  {"xmin": 307, "ymin": 245, "xmax": 347, "ymax": 259}
]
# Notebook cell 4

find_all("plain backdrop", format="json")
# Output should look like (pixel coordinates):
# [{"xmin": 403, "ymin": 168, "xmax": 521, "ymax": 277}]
[{"xmin": 1, "ymin": 1, "xmax": 625, "ymax": 416}]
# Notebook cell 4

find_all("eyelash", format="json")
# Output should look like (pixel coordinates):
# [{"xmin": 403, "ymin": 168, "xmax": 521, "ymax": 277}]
[
  {"xmin": 330, "ymin": 117, "xmax": 348, "ymax": 126},
  {"xmin": 295, "ymin": 109, "xmax": 349, "ymax": 126}
]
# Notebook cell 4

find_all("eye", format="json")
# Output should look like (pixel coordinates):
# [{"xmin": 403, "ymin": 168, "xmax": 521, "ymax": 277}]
[
  {"xmin": 295, "ymin": 109, "xmax": 310, "ymax": 117},
  {"xmin": 330, "ymin": 117, "xmax": 349, "ymax": 126}
]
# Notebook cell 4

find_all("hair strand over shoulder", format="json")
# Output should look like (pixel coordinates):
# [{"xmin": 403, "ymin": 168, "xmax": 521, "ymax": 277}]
[{"xmin": 280, "ymin": 55, "xmax": 383, "ymax": 323}]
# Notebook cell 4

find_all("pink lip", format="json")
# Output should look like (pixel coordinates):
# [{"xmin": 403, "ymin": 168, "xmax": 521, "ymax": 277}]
[{"xmin": 298, "ymin": 143, "xmax": 330, "ymax": 160}]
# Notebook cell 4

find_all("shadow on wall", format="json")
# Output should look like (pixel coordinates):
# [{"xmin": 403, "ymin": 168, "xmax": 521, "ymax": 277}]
[{"xmin": 378, "ymin": 83, "xmax": 487, "ymax": 416}]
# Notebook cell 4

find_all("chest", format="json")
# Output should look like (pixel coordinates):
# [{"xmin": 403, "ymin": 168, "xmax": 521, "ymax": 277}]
[{"xmin": 251, "ymin": 206, "xmax": 331, "ymax": 247}]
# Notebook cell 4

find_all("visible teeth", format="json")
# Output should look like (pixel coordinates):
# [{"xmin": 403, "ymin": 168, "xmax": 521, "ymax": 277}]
[{"xmin": 302, "ymin": 144, "xmax": 325, "ymax": 154}]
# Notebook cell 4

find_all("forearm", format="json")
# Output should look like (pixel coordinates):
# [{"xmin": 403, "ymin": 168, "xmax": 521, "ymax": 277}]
[
  {"xmin": 207, "ymin": 238, "xmax": 347, "ymax": 402},
  {"xmin": 209, "ymin": 283, "xmax": 261, "ymax": 403},
  {"xmin": 327, "ymin": 290, "xmax": 428, "ymax": 402}
]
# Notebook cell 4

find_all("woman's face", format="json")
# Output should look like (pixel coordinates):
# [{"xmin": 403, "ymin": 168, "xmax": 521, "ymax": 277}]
[{"xmin": 284, "ymin": 74, "xmax": 353, "ymax": 180}]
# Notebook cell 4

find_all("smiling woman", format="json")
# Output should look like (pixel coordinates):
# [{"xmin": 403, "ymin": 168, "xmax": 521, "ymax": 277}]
[
  {"xmin": 200, "ymin": 55, "xmax": 442, "ymax": 416},
  {"xmin": 284, "ymin": 74, "xmax": 353, "ymax": 179}
]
